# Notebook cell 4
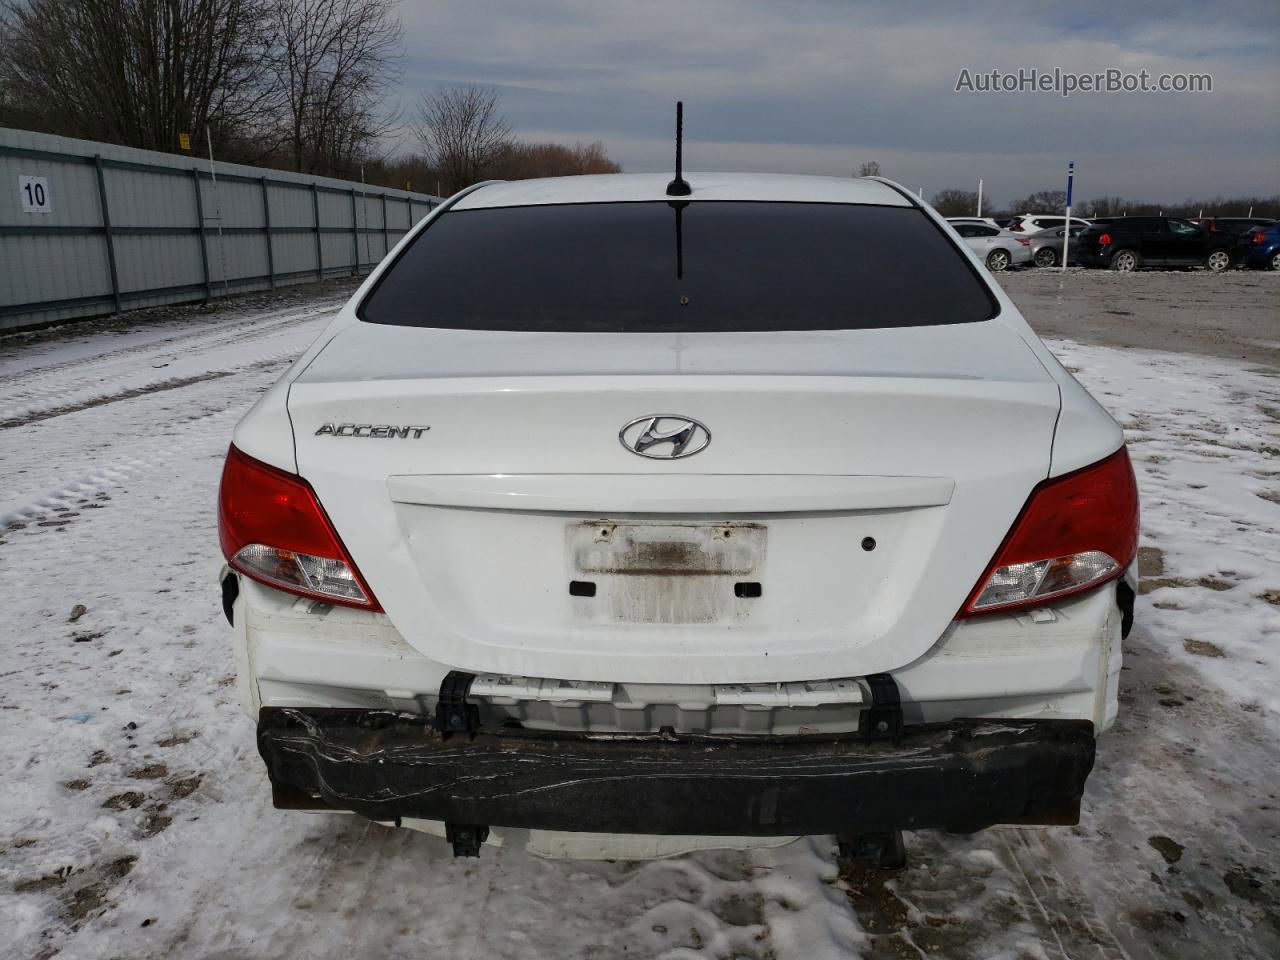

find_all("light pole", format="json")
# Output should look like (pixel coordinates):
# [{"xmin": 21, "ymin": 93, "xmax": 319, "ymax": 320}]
[{"xmin": 1061, "ymin": 161, "xmax": 1074, "ymax": 273}]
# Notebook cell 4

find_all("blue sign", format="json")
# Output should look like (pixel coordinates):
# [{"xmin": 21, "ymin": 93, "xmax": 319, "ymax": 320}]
[{"xmin": 1066, "ymin": 161, "xmax": 1075, "ymax": 207}]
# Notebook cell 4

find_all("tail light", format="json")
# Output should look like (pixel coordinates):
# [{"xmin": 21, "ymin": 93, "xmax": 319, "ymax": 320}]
[
  {"xmin": 218, "ymin": 445, "xmax": 380, "ymax": 610},
  {"xmin": 959, "ymin": 447, "xmax": 1138, "ymax": 617},
  {"xmin": 1016, "ymin": 237, "xmax": 1031, "ymax": 245},
  {"xmin": 1254, "ymin": 232, "xmax": 1265, "ymax": 245},
  {"xmin": 1098, "ymin": 232, "xmax": 1112, "ymax": 246},
  {"xmin": 1009, "ymin": 223, "xmax": 1023, "ymax": 231}
]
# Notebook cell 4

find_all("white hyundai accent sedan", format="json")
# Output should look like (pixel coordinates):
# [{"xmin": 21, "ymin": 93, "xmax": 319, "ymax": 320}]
[{"xmin": 218, "ymin": 172, "xmax": 1138, "ymax": 865}]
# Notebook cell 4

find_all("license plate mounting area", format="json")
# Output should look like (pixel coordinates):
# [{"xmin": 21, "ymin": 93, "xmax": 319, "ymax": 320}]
[{"xmin": 566, "ymin": 520, "xmax": 767, "ymax": 624}]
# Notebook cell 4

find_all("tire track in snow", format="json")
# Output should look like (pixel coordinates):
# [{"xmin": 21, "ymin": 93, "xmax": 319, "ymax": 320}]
[
  {"xmin": 1, "ymin": 450, "xmax": 187, "ymax": 529},
  {"xmin": 0, "ymin": 366, "xmax": 285, "ymax": 529},
  {"xmin": 0, "ymin": 305, "xmax": 333, "ymax": 425},
  {"xmin": 999, "ymin": 830, "xmax": 1132, "ymax": 960},
  {"xmin": 0, "ymin": 371, "xmax": 237, "ymax": 430},
  {"xmin": 0, "ymin": 352, "xmax": 299, "ymax": 431},
  {"xmin": 0, "ymin": 301, "xmax": 339, "ymax": 394}
]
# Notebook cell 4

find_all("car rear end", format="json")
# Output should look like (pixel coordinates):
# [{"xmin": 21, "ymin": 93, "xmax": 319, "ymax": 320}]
[
  {"xmin": 1239, "ymin": 225, "xmax": 1280, "ymax": 269},
  {"xmin": 220, "ymin": 175, "xmax": 1137, "ymax": 857},
  {"xmin": 1075, "ymin": 221, "xmax": 1120, "ymax": 267},
  {"xmin": 1003, "ymin": 229, "xmax": 1035, "ymax": 265}
]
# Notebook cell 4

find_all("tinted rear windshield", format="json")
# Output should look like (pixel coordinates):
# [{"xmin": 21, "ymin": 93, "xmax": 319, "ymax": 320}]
[{"xmin": 359, "ymin": 201, "xmax": 997, "ymax": 332}]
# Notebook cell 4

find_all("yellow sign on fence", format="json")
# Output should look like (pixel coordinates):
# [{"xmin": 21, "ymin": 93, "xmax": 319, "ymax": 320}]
[{"xmin": 178, "ymin": 133, "xmax": 191, "ymax": 151}]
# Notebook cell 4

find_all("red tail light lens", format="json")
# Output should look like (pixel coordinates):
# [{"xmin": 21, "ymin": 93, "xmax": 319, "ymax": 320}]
[
  {"xmin": 960, "ymin": 448, "xmax": 1139, "ymax": 617},
  {"xmin": 1253, "ymin": 232, "xmax": 1265, "ymax": 245},
  {"xmin": 218, "ymin": 445, "xmax": 380, "ymax": 610},
  {"xmin": 1098, "ymin": 232, "xmax": 1112, "ymax": 245},
  {"xmin": 1017, "ymin": 237, "xmax": 1031, "ymax": 245}
]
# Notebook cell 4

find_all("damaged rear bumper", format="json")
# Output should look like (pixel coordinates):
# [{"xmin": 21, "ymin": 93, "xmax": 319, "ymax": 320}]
[{"xmin": 258, "ymin": 708, "xmax": 1096, "ymax": 836}]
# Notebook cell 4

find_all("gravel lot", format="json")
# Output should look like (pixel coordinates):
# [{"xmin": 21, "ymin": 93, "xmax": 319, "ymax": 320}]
[{"xmin": 998, "ymin": 268, "xmax": 1279, "ymax": 370}]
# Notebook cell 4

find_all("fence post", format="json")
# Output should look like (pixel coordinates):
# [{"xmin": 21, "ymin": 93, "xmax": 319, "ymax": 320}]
[
  {"xmin": 311, "ymin": 183, "xmax": 322, "ymax": 280},
  {"xmin": 381, "ymin": 193, "xmax": 390, "ymax": 259},
  {"xmin": 93, "ymin": 154, "xmax": 122, "ymax": 314},
  {"xmin": 192, "ymin": 168, "xmax": 212, "ymax": 300},
  {"xmin": 261, "ymin": 177, "xmax": 275, "ymax": 289},
  {"xmin": 350, "ymin": 188, "xmax": 359, "ymax": 276}
]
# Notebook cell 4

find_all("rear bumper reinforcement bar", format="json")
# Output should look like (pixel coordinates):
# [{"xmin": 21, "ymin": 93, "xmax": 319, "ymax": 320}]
[{"xmin": 258, "ymin": 708, "xmax": 1095, "ymax": 836}]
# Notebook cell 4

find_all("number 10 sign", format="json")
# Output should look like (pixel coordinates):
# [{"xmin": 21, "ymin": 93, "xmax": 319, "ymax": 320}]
[{"xmin": 19, "ymin": 175, "xmax": 51, "ymax": 214}]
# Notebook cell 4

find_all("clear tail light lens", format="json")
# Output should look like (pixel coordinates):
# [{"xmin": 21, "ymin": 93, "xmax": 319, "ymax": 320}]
[
  {"xmin": 960, "ymin": 448, "xmax": 1139, "ymax": 617},
  {"xmin": 218, "ymin": 445, "xmax": 380, "ymax": 610}
]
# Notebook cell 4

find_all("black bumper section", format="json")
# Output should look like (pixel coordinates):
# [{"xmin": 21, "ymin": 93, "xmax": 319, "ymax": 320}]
[{"xmin": 258, "ymin": 709, "xmax": 1096, "ymax": 836}]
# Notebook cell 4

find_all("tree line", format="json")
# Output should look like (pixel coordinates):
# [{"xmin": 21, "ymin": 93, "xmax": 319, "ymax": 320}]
[
  {"xmin": 859, "ymin": 163, "xmax": 1278, "ymax": 221},
  {"xmin": 0, "ymin": 1, "xmax": 620, "ymax": 190},
  {"xmin": 930, "ymin": 186, "xmax": 1279, "ymax": 221}
]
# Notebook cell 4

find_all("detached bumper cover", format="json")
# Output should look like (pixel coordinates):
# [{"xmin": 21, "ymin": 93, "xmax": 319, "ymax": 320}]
[{"xmin": 258, "ymin": 708, "xmax": 1095, "ymax": 836}]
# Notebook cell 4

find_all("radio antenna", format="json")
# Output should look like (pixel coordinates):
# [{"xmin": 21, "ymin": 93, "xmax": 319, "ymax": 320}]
[{"xmin": 666, "ymin": 101, "xmax": 691, "ymax": 197}]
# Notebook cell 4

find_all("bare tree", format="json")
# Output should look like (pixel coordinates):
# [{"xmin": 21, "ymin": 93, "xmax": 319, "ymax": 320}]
[
  {"xmin": 1084, "ymin": 195, "xmax": 1127, "ymax": 218},
  {"xmin": 857, "ymin": 160, "xmax": 881, "ymax": 178},
  {"xmin": 1, "ymin": 0, "xmax": 273, "ymax": 155},
  {"xmin": 415, "ymin": 85, "xmax": 511, "ymax": 194},
  {"xmin": 264, "ymin": 0, "xmax": 402, "ymax": 177},
  {"xmin": 1009, "ymin": 189, "xmax": 1067, "ymax": 213},
  {"xmin": 930, "ymin": 189, "xmax": 979, "ymax": 217}
]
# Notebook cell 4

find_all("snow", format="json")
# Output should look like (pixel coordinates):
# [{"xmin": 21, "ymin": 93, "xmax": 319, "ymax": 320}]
[
  {"xmin": 1, "ymin": 296, "xmax": 1276, "ymax": 959},
  {"xmin": 1050, "ymin": 339, "xmax": 1280, "ymax": 725}
]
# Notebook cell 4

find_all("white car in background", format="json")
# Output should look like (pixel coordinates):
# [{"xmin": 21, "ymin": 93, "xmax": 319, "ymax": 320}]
[
  {"xmin": 1006, "ymin": 213, "xmax": 1092, "ymax": 233},
  {"xmin": 945, "ymin": 216, "xmax": 1003, "ymax": 231},
  {"xmin": 948, "ymin": 220, "xmax": 1034, "ymax": 271},
  {"xmin": 219, "ymin": 173, "xmax": 1138, "ymax": 867}
]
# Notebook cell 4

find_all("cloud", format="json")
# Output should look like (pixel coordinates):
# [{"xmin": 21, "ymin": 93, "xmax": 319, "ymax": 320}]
[{"xmin": 391, "ymin": 0, "xmax": 1280, "ymax": 204}]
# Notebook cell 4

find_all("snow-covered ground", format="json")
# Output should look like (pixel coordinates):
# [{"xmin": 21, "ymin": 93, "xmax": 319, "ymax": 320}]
[{"xmin": 1, "ymin": 293, "xmax": 1276, "ymax": 959}]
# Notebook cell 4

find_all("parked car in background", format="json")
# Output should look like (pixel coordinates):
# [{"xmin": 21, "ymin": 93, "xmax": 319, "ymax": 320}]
[
  {"xmin": 1238, "ymin": 224, "xmax": 1280, "ymax": 271},
  {"xmin": 1006, "ymin": 214, "xmax": 1091, "ymax": 233},
  {"xmin": 945, "ymin": 217, "xmax": 1004, "ymax": 231},
  {"xmin": 1075, "ymin": 217, "xmax": 1237, "ymax": 272},
  {"xmin": 1190, "ymin": 217, "xmax": 1279, "ymax": 264},
  {"xmin": 1027, "ymin": 225, "xmax": 1087, "ymax": 268},
  {"xmin": 1188, "ymin": 216, "xmax": 1276, "ymax": 236},
  {"xmin": 949, "ymin": 221, "xmax": 1033, "ymax": 271}
]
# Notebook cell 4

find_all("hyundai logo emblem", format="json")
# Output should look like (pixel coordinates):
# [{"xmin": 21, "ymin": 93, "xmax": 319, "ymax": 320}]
[{"xmin": 619, "ymin": 415, "xmax": 711, "ymax": 459}]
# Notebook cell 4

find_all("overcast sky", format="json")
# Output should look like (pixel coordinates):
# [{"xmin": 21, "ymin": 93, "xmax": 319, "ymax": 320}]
[{"xmin": 393, "ymin": 0, "xmax": 1279, "ymax": 206}]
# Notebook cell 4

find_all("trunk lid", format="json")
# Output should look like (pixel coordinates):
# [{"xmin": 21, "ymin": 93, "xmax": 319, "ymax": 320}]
[{"xmin": 289, "ymin": 320, "xmax": 1059, "ymax": 683}]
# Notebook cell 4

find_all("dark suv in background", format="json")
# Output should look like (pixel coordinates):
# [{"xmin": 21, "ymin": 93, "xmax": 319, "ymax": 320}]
[
  {"xmin": 1188, "ymin": 216, "xmax": 1276, "ymax": 236},
  {"xmin": 1075, "ymin": 217, "xmax": 1237, "ymax": 272}
]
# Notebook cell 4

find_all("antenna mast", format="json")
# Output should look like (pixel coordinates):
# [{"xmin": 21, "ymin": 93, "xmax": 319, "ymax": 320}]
[{"xmin": 666, "ymin": 102, "xmax": 691, "ymax": 197}]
